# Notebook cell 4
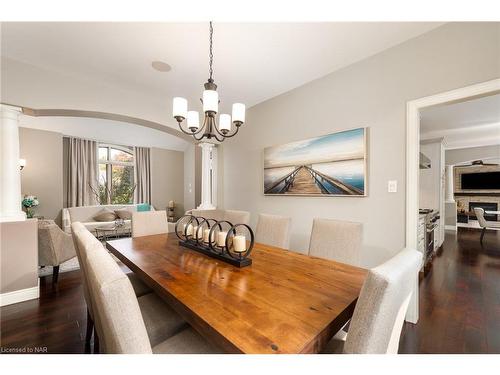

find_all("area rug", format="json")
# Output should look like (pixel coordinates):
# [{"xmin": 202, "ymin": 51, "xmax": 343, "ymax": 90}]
[{"xmin": 38, "ymin": 257, "xmax": 80, "ymax": 277}]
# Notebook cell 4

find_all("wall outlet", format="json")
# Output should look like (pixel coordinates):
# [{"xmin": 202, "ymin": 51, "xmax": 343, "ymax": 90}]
[{"xmin": 388, "ymin": 180, "xmax": 398, "ymax": 193}]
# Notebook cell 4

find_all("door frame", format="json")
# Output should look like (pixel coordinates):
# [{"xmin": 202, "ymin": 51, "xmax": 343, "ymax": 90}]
[{"xmin": 405, "ymin": 78, "xmax": 500, "ymax": 323}]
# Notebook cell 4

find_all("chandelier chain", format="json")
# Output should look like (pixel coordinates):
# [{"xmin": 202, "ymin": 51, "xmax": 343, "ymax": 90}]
[{"xmin": 209, "ymin": 21, "xmax": 214, "ymax": 81}]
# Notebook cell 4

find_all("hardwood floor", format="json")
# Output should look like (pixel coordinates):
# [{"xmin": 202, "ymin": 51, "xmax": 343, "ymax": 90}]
[
  {"xmin": 0, "ymin": 270, "xmax": 90, "ymax": 354},
  {"xmin": 399, "ymin": 228, "xmax": 500, "ymax": 354},
  {"xmin": 1, "ymin": 227, "xmax": 499, "ymax": 354}
]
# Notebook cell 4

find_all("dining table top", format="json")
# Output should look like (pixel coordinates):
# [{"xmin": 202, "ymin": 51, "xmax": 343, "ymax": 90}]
[{"xmin": 106, "ymin": 234, "xmax": 367, "ymax": 354}]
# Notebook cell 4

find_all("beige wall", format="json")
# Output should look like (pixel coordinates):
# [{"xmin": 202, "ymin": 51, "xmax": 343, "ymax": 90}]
[
  {"xmin": 0, "ymin": 219, "xmax": 38, "ymax": 295},
  {"xmin": 151, "ymin": 147, "xmax": 185, "ymax": 218},
  {"xmin": 19, "ymin": 127, "xmax": 64, "ymax": 224},
  {"xmin": 222, "ymin": 22, "xmax": 500, "ymax": 267}
]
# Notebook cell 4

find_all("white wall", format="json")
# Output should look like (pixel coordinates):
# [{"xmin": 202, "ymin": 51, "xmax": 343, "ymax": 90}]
[
  {"xmin": 222, "ymin": 22, "xmax": 500, "ymax": 267},
  {"xmin": 420, "ymin": 141, "xmax": 442, "ymax": 210}
]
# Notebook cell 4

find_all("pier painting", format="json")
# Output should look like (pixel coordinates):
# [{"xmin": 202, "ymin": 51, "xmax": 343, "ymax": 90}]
[{"xmin": 264, "ymin": 128, "xmax": 367, "ymax": 196}]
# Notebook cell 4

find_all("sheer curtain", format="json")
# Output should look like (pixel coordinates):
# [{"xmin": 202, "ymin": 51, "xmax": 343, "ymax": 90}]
[
  {"xmin": 134, "ymin": 147, "xmax": 151, "ymax": 204},
  {"xmin": 65, "ymin": 137, "xmax": 98, "ymax": 207}
]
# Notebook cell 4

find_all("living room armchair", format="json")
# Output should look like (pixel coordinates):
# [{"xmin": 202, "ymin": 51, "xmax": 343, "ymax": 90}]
[{"xmin": 38, "ymin": 220, "xmax": 77, "ymax": 283}]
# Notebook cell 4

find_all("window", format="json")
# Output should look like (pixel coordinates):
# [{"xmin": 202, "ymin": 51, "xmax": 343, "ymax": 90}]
[{"xmin": 98, "ymin": 145, "xmax": 135, "ymax": 204}]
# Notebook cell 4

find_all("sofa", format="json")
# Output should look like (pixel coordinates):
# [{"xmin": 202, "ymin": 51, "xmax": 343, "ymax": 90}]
[
  {"xmin": 187, "ymin": 209, "xmax": 251, "ymax": 226},
  {"xmin": 62, "ymin": 204, "xmax": 155, "ymax": 235}
]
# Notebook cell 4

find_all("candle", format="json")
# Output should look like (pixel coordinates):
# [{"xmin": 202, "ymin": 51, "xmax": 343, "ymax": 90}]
[
  {"xmin": 186, "ymin": 224, "xmax": 193, "ymax": 236},
  {"xmin": 233, "ymin": 235, "xmax": 246, "ymax": 253},
  {"xmin": 203, "ymin": 228, "xmax": 212, "ymax": 243},
  {"xmin": 217, "ymin": 231, "xmax": 227, "ymax": 247},
  {"xmin": 192, "ymin": 226, "xmax": 199, "ymax": 239}
]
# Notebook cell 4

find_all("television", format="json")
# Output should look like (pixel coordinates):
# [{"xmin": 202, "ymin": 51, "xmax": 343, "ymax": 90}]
[{"xmin": 461, "ymin": 171, "xmax": 500, "ymax": 190}]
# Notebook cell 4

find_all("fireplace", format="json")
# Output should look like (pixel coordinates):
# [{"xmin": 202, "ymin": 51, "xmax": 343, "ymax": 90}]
[{"xmin": 469, "ymin": 202, "xmax": 498, "ymax": 221}]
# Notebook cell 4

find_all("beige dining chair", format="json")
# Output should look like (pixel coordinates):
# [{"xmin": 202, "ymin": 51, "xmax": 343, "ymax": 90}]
[
  {"xmin": 132, "ymin": 210, "xmax": 168, "ymax": 237},
  {"xmin": 474, "ymin": 207, "xmax": 500, "ymax": 244},
  {"xmin": 255, "ymin": 213, "xmax": 292, "ymax": 249},
  {"xmin": 322, "ymin": 248, "xmax": 422, "ymax": 354},
  {"xmin": 224, "ymin": 210, "xmax": 251, "ymax": 226},
  {"xmin": 72, "ymin": 222, "xmax": 177, "ymax": 351},
  {"xmin": 308, "ymin": 218, "xmax": 362, "ymax": 266},
  {"xmin": 84, "ymin": 236, "xmax": 220, "ymax": 354}
]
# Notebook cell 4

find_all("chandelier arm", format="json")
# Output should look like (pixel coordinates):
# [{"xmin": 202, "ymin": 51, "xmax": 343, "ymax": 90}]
[
  {"xmin": 211, "ymin": 116, "xmax": 239, "ymax": 139},
  {"xmin": 193, "ymin": 131, "xmax": 208, "ymax": 141},
  {"xmin": 177, "ymin": 115, "xmax": 208, "ymax": 136},
  {"xmin": 219, "ymin": 125, "xmax": 240, "ymax": 138},
  {"xmin": 209, "ymin": 116, "xmax": 225, "ymax": 142}
]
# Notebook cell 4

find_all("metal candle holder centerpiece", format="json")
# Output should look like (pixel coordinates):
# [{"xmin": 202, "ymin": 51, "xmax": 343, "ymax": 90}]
[{"xmin": 175, "ymin": 215, "xmax": 254, "ymax": 267}]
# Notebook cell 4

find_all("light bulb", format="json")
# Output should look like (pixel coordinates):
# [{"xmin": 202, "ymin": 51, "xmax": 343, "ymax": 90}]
[
  {"xmin": 232, "ymin": 103, "xmax": 245, "ymax": 124},
  {"xmin": 187, "ymin": 111, "xmax": 200, "ymax": 130},
  {"xmin": 219, "ymin": 114, "xmax": 231, "ymax": 132},
  {"xmin": 173, "ymin": 97, "xmax": 188, "ymax": 119},
  {"xmin": 203, "ymin": 90, "xmax": 218, "ymax": 114}
]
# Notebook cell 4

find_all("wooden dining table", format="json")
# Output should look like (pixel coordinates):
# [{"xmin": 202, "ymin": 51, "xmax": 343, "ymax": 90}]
[{"xmin": 106, "ymin": 234, "xmax": 367, "ymax": 354}]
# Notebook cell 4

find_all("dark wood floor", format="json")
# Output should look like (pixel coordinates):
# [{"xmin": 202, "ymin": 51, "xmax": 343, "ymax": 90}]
[
  {"xmin": 1, "ymin": 227, "xmax": 499, "ymax": 354},
  {"xmin": 399, "ymin": 228, "xmax": 500, "ymax": 354}
]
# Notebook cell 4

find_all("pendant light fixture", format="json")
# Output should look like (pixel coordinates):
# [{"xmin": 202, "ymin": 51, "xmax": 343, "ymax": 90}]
[{"xmin": 172, "ymin": 22, "xmax": 246, "ymax": 142}]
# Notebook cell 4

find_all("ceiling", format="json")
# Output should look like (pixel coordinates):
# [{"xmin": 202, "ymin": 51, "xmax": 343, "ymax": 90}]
[
  {"xmin": 1, "ymin": 22, "xmax": 443, "ymax": 113},
  {"xmin": 420, "ymin": 93, "xmax": 500, "ymax": 149}
]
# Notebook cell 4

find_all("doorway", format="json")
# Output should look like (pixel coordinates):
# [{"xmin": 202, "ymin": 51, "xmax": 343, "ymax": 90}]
[{"xmin": 405, "ymin": 78, "xmax": 500, "ymax": 323}]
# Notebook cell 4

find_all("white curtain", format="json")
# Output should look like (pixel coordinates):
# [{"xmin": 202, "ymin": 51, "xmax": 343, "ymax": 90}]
[
  {"xmin": 65, "ymin": 137, "xmax": 98, "ymax": 207},
  {"xmin": 134, "ymin": 147, "xmax": 151, "ymax": 204}
]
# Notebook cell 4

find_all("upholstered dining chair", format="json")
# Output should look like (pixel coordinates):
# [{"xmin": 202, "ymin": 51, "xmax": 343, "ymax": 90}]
[
  {"xmin": 308, "ymin": 218, "xmax": 363, "ymax": 266},
  {"xmin": 474, "ymin": 207, "xmax": 500, "ymax": 244},
  {"xmin": 255, "ymin": 213, "xmax": 292, "ymax": 249},
  {"xmin": 322, "ymin": 248, "xmax": 422, "ymax": 354},
  {"xmin": 71, "ymin": 222, "xmax": 152, "ymax": 350},
  {"xmin": 72, "ymin": 222, "xmax": 192, "ymax": 353},
  {"xmin": 84, "ymin": 235, "xmax": 220, "ymax": 354},
  {"xmin": 132, "ymin": 210, "xmax": 168, "ymax": 237},
  {"xmin": 224, "ymin": 210, "xmax": 251, "ymax": 226},
  {"xmin": 38, "ymin": 219, "xmax": 77, "ymax": 283}
]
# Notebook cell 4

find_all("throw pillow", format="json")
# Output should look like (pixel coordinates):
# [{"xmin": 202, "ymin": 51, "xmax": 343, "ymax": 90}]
[
  {"xmin": 137, "ymin": 203, "xmax": 151, "ymax": 212},
  {"xmin": 93, "ymin": 208, "xmax": 117, "ymax": 222},
  {"xmin": 115, "ymin": 209, "xmax": 132, "ymax": 220}
]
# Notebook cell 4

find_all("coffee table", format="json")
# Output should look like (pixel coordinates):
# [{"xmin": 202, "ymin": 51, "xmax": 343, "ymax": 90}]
[{"xmin": 95, "ymin": 224, "xmax": 131, "ymax": 241}]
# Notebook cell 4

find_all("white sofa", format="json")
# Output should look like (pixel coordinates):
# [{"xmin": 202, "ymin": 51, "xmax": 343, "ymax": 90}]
[{"xmin": 62, "ymin": 204, "xmax": 155, "ymax": 235}]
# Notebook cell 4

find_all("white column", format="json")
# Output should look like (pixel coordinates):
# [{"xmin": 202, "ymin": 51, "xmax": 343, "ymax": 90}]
[
  {"xmin": 197, "ymin": 142, "xmax": 216, "ymax": 210},
  {"xmin": 0, "ymin": 105, "xmax": 26, "ymax": 222},
  {"xmin": 445, "ymin": 165, "xmax": 455, "ymax": 203}
]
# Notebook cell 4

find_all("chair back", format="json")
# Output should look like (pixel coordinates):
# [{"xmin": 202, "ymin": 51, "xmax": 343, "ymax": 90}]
[
  {"xmin": 132, "ymin": 210, "xmax": 168, "ymax": 237},
  {"xmin": 224, "ymin": 210, "xmax": 251, "ymax": 226},
  {"xmin": 84, "ymin": 233, "xmax": 152, "ymax": 353},
  {"xmin": 255, "ymin": 213, "xmax": 292, "ymax": 249},
  {"xmin": 38, "ymin": 220, "xmax": 76, "ymax": 266},
  {"xmin": 474, "ymin": 207, "xmax": 487, "ymax": 227},
  {"xmin": 344, "ymin": 248, "xmax": 422, "ymax": 354},
  {"xmin": 308, "ymin": 218, "xmax": 362, "ymax": 266},
  {"xmin": 71, "ymin": 222, "xmax": 110, "ymax": 349}
]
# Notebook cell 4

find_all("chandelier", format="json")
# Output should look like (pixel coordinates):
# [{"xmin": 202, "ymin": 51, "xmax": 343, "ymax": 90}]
[{"xmin": 172, "ymin": 22, "xmax": 246, "ymax": 142}]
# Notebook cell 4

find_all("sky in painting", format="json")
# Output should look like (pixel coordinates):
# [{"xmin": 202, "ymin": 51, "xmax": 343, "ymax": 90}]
[{"xmin": 264, "ymin": 128, "xmax": 365, "ymax": 168}]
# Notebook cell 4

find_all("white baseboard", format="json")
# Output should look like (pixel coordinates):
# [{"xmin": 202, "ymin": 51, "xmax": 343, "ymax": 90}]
[
  {"xmin": 445, "ymin": 225, "xmax": 457, "ymax": 232},
  {"xmin": 0, "ymin": 280, "xmax": 39, "ymax": 307}
]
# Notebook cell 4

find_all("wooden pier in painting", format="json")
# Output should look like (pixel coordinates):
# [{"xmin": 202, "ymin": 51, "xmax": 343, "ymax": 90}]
[{"xmin": 264, "ymin": 165, "xmax": 363, "ymax": 195}]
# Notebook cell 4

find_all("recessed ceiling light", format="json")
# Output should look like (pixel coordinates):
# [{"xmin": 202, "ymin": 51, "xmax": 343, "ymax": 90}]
[{"xmin": 151, "ymin": 61, "xmax": 172, "ymax": 72}]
